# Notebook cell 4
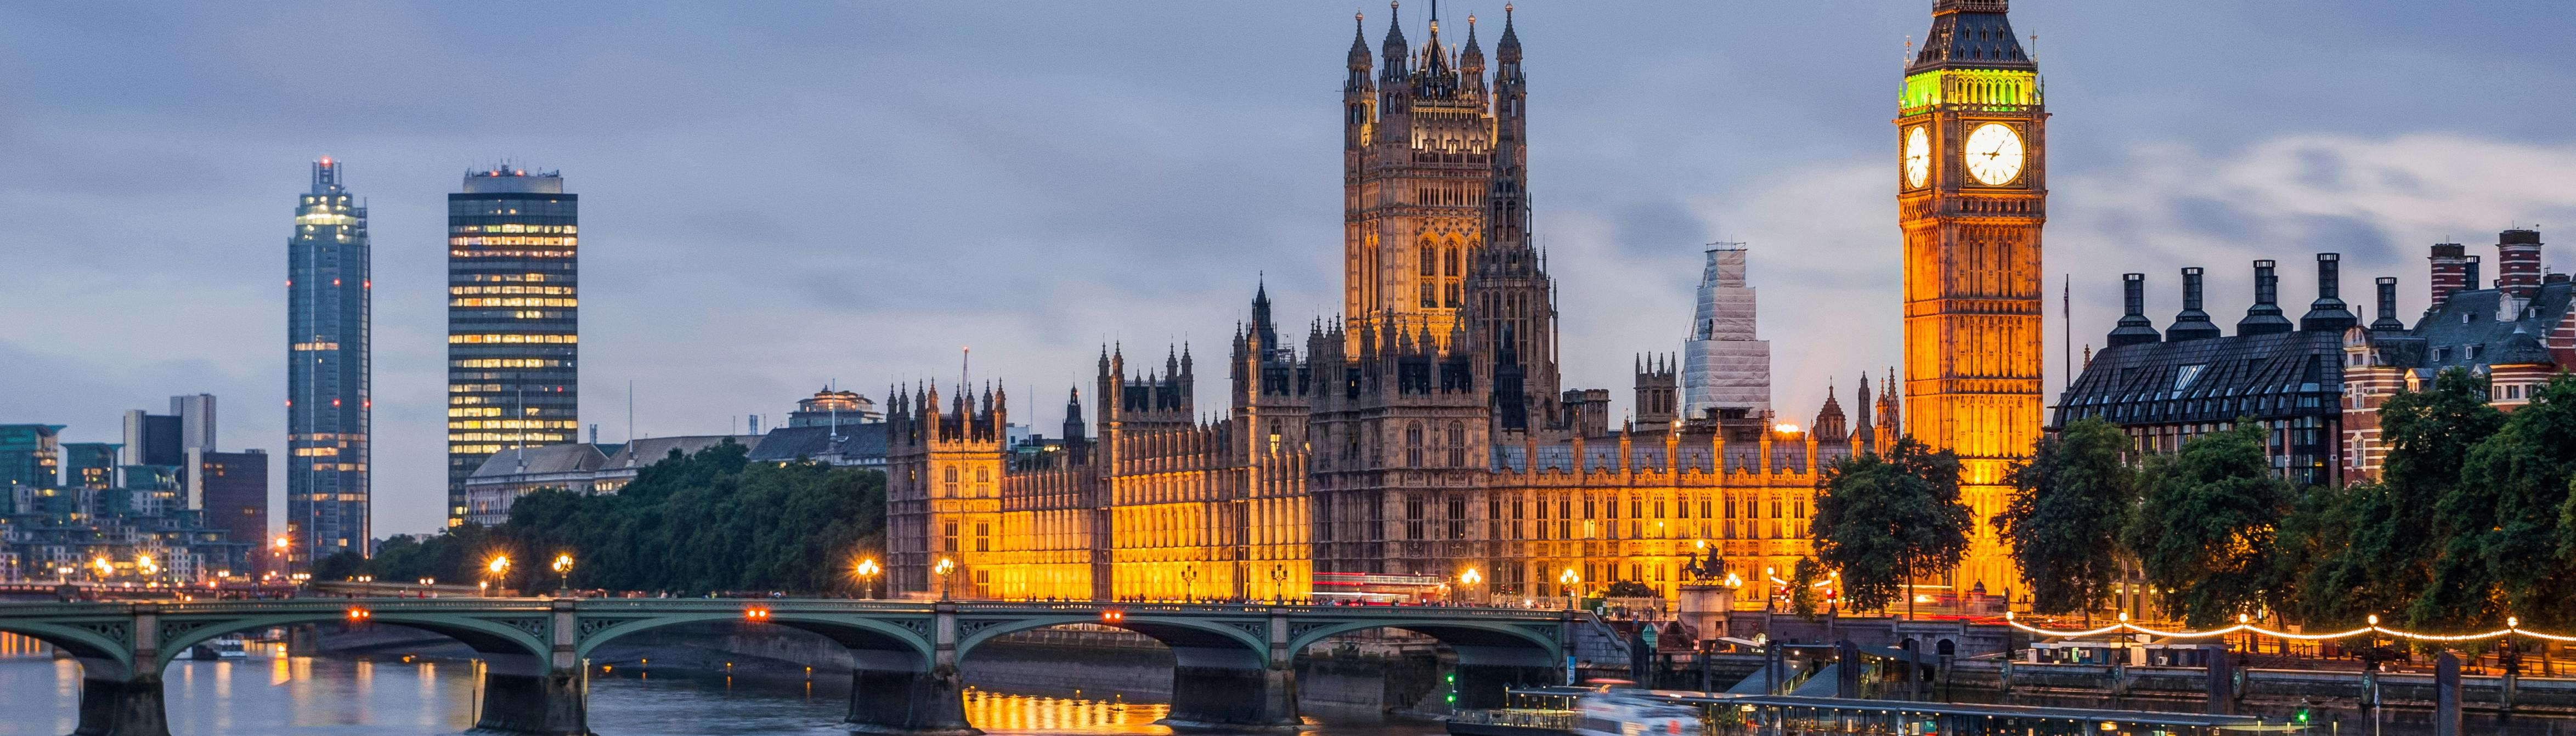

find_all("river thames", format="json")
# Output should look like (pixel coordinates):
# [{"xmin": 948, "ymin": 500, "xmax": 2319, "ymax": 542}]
[
  {"xmin": 2, "ymin": 642, "xmax": 2564, "ymax": 735},
  {"xmin": 0, "ymin": 644, "xmax": 1442, "ymax": 736}
]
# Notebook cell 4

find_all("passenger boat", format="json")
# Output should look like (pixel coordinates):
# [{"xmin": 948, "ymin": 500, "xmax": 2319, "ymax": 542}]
[
  {"xmin": 184, "ymin": 635, "xmax": 248, "ymax": 660},
  {"xmin": 1450, "ymin": 687, "xmax": 1701, "ymax": 736}
]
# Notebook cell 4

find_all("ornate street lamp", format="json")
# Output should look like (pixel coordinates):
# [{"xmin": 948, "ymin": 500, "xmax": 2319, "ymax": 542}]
[
  {"xmin": 1558, "ymin": 568, "xmax": 1581, "ymax": 610},
  {"xmin": 550, "ymin": 553, "xmax": 574, "ymax": 597},
  {"xmin": 855, "ymin": 558, "xmax": 882, "ymax": 599},
  {"xmin": 934, "ymin": 557, "xmax": 957, "ymax": 601}
]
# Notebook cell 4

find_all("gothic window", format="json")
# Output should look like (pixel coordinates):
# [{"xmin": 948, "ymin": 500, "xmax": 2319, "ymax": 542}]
[
  {"xmin": 1443, "ymin": 247, "xmax": 1459, "ymax": 276},
  {"xmin": 1268, "ymin": 420, "xmax": 1283, "ymax": 456},
  {"xmin": 1447, "ymin": 422, "xmax": 1466, "ymax": 467},
  {"xmin": 1419, "ymin": 243, "xmax": 1437, "ymax": 276},
  {"xmin": 1420, "ymin": 281, "xmax": 1437, "ymax": 308},
  {"xmin": 1448, "ymin": 496, "xmax": 1467, "ymax": 539},
  {"xmin": 974, "ymin": 523, "xmax": 990, "ymax": 552},
  {"xmin": 975, "ymin": 467, "xmax": 989, "ymax": 482},
  {"xmin": 1405, "ymin": 494, "xmax": 1426, "ymax": 540},
  {"xmin": 944, "ymin": 520, "xmax": 959, "ymax": 552},
  {"xmin": 1406, "ymin": 422, "xmax": 1424, "ymax": 467}
]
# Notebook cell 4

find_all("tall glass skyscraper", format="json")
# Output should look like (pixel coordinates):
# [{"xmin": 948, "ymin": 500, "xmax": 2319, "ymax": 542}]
[
  {"xmin": 287, "ymin": 157, "xmax": 370, "ymax": 565},
  {"xmin": 446, "ymin": 167, "xmax": 578, "ymax": 526}
]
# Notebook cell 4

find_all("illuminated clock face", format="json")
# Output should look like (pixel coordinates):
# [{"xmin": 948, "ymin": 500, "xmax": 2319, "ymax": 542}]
[
  {"xmin": 1902, "ymin": 126, "xmax": 1931, "ymax": 188},
  {"xmin": 1962, "ymin": 122, "xmax": 2025, "ymax": 186}
]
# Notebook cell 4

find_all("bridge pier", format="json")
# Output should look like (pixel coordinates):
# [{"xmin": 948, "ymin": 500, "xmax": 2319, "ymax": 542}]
[
  {"xmin": 74, "ymin": 670, "xmax": 168, "ymax": 736},
  {"xmin": 468, "ymin": 599, "xmax": 590, "ymax": 735},
  {"xmin": 845, "ymin": 604, "xmax": 977, "ymax": 735},
  {"xmin": 1163, "ymin": 656, "xmax": 1297, "ymax": 728},
  {"xmin": 470, "ymin": 659, "xmax": 589, "ymax": 735}
]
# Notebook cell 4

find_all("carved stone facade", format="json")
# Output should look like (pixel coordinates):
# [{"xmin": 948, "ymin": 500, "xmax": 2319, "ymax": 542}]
[
  {"xmin": 1894, "ymin": 0, "xmax": 2047, "ymax": 597},
  {"xmin": 889, "ymin": 6, "xmax": 1913, "ymax": 604}
]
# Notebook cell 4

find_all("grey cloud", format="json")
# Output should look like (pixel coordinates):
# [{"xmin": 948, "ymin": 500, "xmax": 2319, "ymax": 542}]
[{"xmin": 6, "ymin": 2, "xmax": 2574, "ymax": 534}]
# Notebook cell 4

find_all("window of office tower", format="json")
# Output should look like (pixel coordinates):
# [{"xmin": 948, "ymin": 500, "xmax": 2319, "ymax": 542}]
[{"xmin": 444, "ymin": 167, "xmax": 578, "ymax": 525}]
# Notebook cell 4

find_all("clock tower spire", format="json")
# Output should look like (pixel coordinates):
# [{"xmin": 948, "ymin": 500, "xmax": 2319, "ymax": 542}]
[{"xmin": 1895, "ymin": 0, "xmax": 2044, "ymax": 598}]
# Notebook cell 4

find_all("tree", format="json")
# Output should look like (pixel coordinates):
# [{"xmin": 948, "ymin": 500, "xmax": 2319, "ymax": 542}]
[
  {"xmin": 1787, "ymin": 558, "xmax": 1824, "ymax": 620},
  {"xmin": 312, "ymin": 550, "xmax": 365, "ymax": 582},
  {"xmin": 2420, "ymin": 375, "xmax": 2576, "ymax": 630},
  {"xmin": 1997, "ymin": 416, "xmax": 2137, "ymax": 621},
  {"xmin": 2125, "ymin": 421, "xmax": 2295, "ymax": 627},
  {"xmin": 494, "ymin": 439, "xmax": 888, "ymax": 595},
  {"xmin": 1811, "ymin": 436, "xmax": 1970, "ymax": 618}
]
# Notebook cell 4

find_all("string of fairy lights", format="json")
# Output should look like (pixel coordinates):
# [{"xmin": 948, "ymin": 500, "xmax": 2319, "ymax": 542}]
[{"xmin": 2003, "ymin": 611, "xmax": 2576, "ymax": 644}]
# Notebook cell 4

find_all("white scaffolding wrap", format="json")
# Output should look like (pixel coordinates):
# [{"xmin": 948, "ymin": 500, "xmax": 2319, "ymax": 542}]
[{"xmin": 1681, "ymin": 248, "xmax": 1772, "ymax": 418}]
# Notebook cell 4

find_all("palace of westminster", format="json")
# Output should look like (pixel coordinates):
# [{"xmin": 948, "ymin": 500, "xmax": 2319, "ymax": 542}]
[{"xmin": 885, "ymin": 0, "xmax": 2049, "ymax": 603}]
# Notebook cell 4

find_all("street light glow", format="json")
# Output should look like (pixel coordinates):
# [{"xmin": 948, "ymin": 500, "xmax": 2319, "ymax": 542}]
[
  {"xmin": 551, "ymin": 553, "xmax": 574, "ymax": 574},
  {"xmin": 488, "ymin": 556, "xmax": 511, "ymax": 575}
]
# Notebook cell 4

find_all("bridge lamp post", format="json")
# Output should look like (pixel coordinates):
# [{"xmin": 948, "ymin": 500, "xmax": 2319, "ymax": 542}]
[
  {"xmin": 1459, "ymin": 568, "xmax": 1482, "ymax": 607},
  {"xmin": 854, "ymin": 558, "xmax": 882, "ymax": 599},
  {"xmin": 1269, "ymin": 564, "xmax": 1289, "ymax": 605},
  {"xmin": 270, "ymin": 534, "xmax": 292, "ymax": 575},
  {"xmin": 1558, "ymin": 568, "xmax": 1581, "ymax": 611},
  {"xmin": 1179, "ymin": 566, "xmax": 1197, "ymax": 602},
  {"xmin": 484, "ymin": 556, "xmax": 512, "ymax": 597},
  {"xmin": 934, "ymin": 557, "xmax": 957, "ymax": 601},
  {"xmin": 551, "ymin": 553, "xmax": 575, "ymax": 597}
]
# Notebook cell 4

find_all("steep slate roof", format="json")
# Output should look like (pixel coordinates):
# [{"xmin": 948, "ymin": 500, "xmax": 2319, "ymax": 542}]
[
  {"xmin": 467, "ymin": 443, "xmax": 607, "ymax": 479},
  {"xmin": 603, "ymin": 434, "xmax": 764, "ymax": 470},
  {"xmin": 745, "ymin": 423, "xmax": 888, "ymax": 463},
  {"xmin": 2054, "ymin": 330, "xmax": 2342, "ymax": 428},
  {"xmin": 2398, "ymin": 282, "xmax": 2572, "ymax": 371},
  {"xmin": 1909, "ymin": 1, "xmax": 2033, "ymax": 73}
]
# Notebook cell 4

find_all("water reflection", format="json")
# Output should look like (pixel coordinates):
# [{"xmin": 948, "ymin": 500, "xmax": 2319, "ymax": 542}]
[{"xmin": 0, "ymin": 639, "xmax": 1428, "ymax": 736}]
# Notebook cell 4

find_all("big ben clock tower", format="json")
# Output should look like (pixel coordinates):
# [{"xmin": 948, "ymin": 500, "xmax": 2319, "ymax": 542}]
[{"xmin": 1896, "ymin": 0, "xmax": 2043, "ymax": 598}]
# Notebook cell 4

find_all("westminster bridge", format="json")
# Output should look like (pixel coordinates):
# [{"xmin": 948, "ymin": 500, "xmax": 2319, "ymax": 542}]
[{"xmin": 0, "ymin": 598, "xmax": 1574, "ymax": 736}]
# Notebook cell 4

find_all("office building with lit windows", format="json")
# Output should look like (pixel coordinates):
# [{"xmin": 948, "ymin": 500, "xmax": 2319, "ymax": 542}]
[
  {"xmin": 445, "ymin": 166, "xmax": 579, "ymax": 526},
  {"xmin": 289, "ymin": 158, "xmax": 371, "ymax": 564}
]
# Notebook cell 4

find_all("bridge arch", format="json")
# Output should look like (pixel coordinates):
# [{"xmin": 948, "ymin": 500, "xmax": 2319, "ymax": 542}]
[
  {"xmin": 155, "ymin": 611, "xmax": 549, "ymax": 670},
  {"xmin": 1287, "ymin": 617, "xmax": 1564, "ymax": 711},
  {"xmin": 954, "ymin": 613, "xmax": 1281, "ymax": 727},
  {"xmin": 0, "ymin": 618, "xmax": 138, "ymax": 678},
  {"xmin": 1287, "ymin": 619, "xmax": 1561, "ymax": 664},
  {"xmin": 954, "ymin": 614, "xmax": 1268, "ymax": 667},
  {"xmin": 573, "ymin": 611, "xmax": 934, "ymax": 670}
]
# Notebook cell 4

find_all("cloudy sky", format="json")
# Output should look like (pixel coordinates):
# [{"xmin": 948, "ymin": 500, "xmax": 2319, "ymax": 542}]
[{"xmin": 5, "ymin": 2, "xmax": 2573, "ymax": 537}]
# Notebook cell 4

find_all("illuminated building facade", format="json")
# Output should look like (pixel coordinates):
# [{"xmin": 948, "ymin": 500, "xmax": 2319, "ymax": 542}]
[
  {"xmin": 445, "ymin": 167, "xmax": 578, "ymax": 526},
  {"xmin": 289, "ymin": 157, "xmax": 370, "ymax": 562},
  {"xmin": 880, "ymin": 7, "xmax": 1909, "ymax": 605},
  {"xmin": 1894, "ymin": 0, "xmax": 2047, "ymax": 596}
]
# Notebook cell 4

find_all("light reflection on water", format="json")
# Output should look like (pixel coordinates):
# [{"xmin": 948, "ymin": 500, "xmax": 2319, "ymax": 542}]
[{"xmin": 0, "ymin": 638, "xmax": 1420, "ymax": 736}]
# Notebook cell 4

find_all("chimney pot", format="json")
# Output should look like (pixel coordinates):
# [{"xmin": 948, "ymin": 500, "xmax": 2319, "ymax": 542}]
[
  {"xmin": 2167, "ymin": 267, "xmax": 2221, "ymax": 342},
  {"xmin": 2238, "ymin": 259, "xmax": 2293, "ymax": 336}
]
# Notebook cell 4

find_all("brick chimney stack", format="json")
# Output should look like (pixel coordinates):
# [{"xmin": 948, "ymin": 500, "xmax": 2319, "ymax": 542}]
[
  {"xmin": 2372, "ymin": 277, "xmax": 2405, "ymax": 332},
  {"xmin": 2428, "ymin": 243, "xmax": 2468, "ymax": 308},
  {"xmin": 2498, "ymin": 228, "xmax": 2543, "ymax": 301}
]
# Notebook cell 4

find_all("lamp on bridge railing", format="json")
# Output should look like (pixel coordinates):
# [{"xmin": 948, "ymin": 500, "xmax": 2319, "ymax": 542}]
[
  {"xmin": 482, "ymin": 554, "xmax": 511, "ymax": 597},
  {"xmin": 934, "ymin": 557, "xmax": 957, "ymax": 601},
  {"xmin": 1459, "ymin": 568, "xmax": 1483, "ymax": 606},
  {"xmin": 1558, "ymin": 568, "xmax": 1580, "ymax": 611},
  {"xmin": 1269, "ymin": 564, "xmax": 1290, "ymax": 605},
  {"xmin": 551, "ymin": 553, "xmax": 575, "ymax": 597},
  {"xmin": 854, "ymin": 558, "xmax": 882, "ymax": 599}
]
